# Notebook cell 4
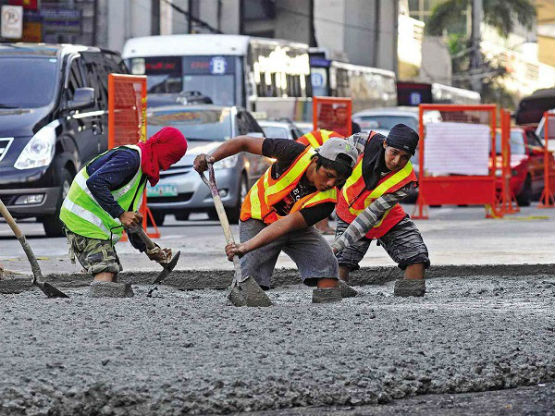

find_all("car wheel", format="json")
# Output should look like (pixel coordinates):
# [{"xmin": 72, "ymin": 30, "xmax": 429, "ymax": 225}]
[
  {"xmin": 516, "ymin": 175, "xmax": 532, "ymax": 206},
  {"xmin": 150, "ymin": 211, "xmax": 165, "ymax": 226},
  {"xmin": 226, "ymin": 174, "xmax": 248, "ymax": 224},
  {"xmin": 42, "ymin": 169, "xmax": 73, "ymax": 237}
]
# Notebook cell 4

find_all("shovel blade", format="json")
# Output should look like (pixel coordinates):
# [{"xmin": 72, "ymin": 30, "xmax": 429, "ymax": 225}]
[
  {"xmin": 39, "ymin": 282, "xmax": 69, "ymax": 298},
  {"xmin": 152, "ymin": 251, "xmax": 181, "ymax": 284},
  {"xmin": 228, "ymin": 276, "xmax": 272, "ymax": 307}
]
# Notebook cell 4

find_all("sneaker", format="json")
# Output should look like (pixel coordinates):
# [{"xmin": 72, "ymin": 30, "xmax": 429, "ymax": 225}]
[
  {"xmin": 393, "ymin": 279, "xmax": 425, "ymax": 297},
  {"xmin": 338, "ymin": 280, "xmax": 358, "ymax": 298},
  {"xmin": 312, "ymin": 287, "xmax": 342, "ymax": 303}
]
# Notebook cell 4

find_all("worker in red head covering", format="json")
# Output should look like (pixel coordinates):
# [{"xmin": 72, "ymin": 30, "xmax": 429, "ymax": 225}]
[{"xmin": 59, "ymin": 126, "xmax": 187, "ymax": 295}]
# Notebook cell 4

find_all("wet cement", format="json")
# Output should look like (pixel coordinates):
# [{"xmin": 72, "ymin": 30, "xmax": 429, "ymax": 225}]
[{"xmin": 0, "ymin": 274, "xmax": 553, "ymax": 415}]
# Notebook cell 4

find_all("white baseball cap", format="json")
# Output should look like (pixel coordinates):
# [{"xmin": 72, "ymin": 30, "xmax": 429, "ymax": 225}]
[{"xmin": 315, "ymin": 138, "xmax": 358, "ymax": 168}]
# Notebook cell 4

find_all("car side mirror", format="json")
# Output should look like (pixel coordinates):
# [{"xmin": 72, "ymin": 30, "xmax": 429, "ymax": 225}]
[
  {"xmin": 247, "ymin": 132, "xmax": 265, "ymax": 138},
  {"xmin": 65, "ymin": 87, "xmax": 95, "ymax": 111}
]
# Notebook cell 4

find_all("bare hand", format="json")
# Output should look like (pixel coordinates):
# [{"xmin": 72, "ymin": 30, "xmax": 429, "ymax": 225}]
[
  {"xmin": 146, "ymin": 245, "xmax": 172, "ymax": 264},
  {"xmin": 225, "ymin": 243, "xmax": 247, "ymax": 261},
  {"xmin": 193, "ymin": 154, "xmax": 215, "ymax": 173},
  {"xmin": 119, "ymin": 211, "xmax": 143, "ymax": 228}
]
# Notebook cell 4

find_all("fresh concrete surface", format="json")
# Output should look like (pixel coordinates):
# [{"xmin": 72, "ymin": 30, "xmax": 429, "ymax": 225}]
[{"xmin": 0, "ymin": 275, "xmax": 553, "ymax": 415}]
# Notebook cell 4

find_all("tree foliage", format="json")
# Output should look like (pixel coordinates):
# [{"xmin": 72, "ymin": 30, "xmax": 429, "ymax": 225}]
[{"xmin": 427, "ymin": 0, "xmax": 535, "ymax": 37}]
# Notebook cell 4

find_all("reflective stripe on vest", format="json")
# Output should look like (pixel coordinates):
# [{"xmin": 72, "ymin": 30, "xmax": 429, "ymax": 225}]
[
  {"xmin": 59, "ymin": 145, "xmax": 145, "ymax": 242},
  {"xmin": 343, "ymin": 161, "xmax": 414, "ymax": 217},
  {"xmin": 297, "ymin": 129, "xmax": 343, "ymax": 147},
  {"xmin": 240, "ymin": 146, "xmax": 337, "ymax": 224}
]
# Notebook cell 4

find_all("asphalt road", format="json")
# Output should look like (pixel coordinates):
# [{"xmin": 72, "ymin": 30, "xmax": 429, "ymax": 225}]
[{"xmin": 1, "ymin": 274, "xmax": 554, "ymax": 415}]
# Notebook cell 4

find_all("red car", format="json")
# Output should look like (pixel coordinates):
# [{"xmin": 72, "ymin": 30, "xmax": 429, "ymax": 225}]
[{"xmin": 494, "ymin": 126, "xmax": 555, "ymax": 206}]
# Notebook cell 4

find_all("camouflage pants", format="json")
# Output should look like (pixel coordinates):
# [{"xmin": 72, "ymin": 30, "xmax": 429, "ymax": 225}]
[{"xmin": 65, "ymin": 230, "xmax": 122, "ymax": 276}]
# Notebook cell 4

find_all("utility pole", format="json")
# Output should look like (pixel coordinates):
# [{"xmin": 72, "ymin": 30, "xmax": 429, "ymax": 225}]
[
  {"xmin": 309, "ymin": 0, "xmax": 317, "ymax": 47},
  {"xmin": 470, "ymin": 0, "xmax": 483, "ymax": 93}
]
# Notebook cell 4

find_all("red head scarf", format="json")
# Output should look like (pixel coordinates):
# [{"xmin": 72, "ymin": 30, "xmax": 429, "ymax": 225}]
[{"xmin": 138, "ymin": 127, "xmax": 187, "ymax": 186}]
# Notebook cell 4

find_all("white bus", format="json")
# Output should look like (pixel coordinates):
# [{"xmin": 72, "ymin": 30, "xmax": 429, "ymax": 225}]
[
  {"xmin": 310, "ymin": 54, "xmax": 397, "ymax": 113},
  {"xmin": 122, "ymin": 34, "xmax": 312, "ymax": 120},
  {"xmin": 431, "ymin": 82, "xmax": 481, "ymax": 105}
]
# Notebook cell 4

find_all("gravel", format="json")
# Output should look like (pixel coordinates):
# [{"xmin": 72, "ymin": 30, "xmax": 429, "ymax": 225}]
[{"xmin": 1, "ymin": 274, "xmax": 554, "ymax": 415}]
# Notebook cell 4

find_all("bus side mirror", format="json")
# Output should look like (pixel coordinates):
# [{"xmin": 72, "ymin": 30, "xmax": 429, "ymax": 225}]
[{"xmin": 65, "ymin": 88, "xmax": 95, "ymax": 111}]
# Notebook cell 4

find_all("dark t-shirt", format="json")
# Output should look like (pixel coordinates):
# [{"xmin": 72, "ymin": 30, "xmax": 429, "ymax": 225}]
[{"xmin": 261, "ymin": 139, "xmax": 335, "ymax": 226}]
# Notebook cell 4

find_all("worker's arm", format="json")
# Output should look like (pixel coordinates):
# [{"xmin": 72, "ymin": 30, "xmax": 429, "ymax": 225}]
[
  {"xmin": 225, "ymin": 211, "xmax": 307, "ymax": 261},
  {"xmin": 194, "ymin": 136, "xmax": 264, "ymax": 173},
  {"xmin": 85, "ymin": 148, "xmax": 144, "ymax": 249},
  {"xmin": 331, "ymin": 185, "xmax": 412, "ymax": 254}
]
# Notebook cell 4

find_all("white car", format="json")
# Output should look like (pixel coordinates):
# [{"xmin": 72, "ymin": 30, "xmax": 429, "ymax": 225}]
[
  {"xmin": 258, "ymin": 120, "xmax": 304, "ymax": 140},
  {"xmin": 352, "ymin": 106, "xmax": 442, "ymax": 137},
  {"xmin": 535, "ymin": 109, "xmax": 555, "ymax": 151}
]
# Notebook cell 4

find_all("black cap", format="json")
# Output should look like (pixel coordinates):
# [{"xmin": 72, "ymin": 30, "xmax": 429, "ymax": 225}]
[{"xmin": 386, "ymin": 124, "xmax": 419, "ymax": 155}]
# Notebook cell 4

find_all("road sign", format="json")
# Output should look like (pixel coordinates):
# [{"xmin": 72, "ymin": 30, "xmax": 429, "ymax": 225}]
[{"xmin": 1, "ymin": 5, "xmax": 23, "ymax": 39}]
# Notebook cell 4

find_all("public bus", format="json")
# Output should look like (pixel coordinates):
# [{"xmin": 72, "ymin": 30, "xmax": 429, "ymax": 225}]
[
  {"xmin": 396, "ymin": 81, "xmax": 481, "ymax": 106},
  {"xmin": 122, "ymin": 34, "xmax": 312, "ymax": 120},
  {"xmin": 310, "ymin": 54, "xmax": 397, "ymax": 113}
]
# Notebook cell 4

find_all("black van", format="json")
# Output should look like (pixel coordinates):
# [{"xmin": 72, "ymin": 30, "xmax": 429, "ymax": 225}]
[{"xmin": 0, "ymin": 43, "xmax": 128, "ymax": 236}]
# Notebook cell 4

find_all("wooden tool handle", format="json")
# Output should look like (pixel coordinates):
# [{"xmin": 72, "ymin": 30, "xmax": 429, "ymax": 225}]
[
  {"xmin": 0, "ymin": 199, "xmax": 43, "ymax": 282},
  {"xmin": 129, "ymin": 225, "xmax": 158, "ymax": 250}
]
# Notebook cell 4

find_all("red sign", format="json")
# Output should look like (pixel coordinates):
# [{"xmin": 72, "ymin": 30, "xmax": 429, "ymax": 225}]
[
  {"xmin": 9, "ymin": 0, "xmax": 38, "ymax": 10},
  {"xmin": 313, "ymin": 97, "xmax": 352, "ymax": 137}
]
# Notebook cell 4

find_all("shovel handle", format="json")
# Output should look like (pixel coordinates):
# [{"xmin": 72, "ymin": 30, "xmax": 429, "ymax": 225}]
[
  {"xmin": 0, "ymin": 198, "xmax": 43, "ymax": 282},
  {"xmin": 129, "ymin": 225, "xmax": 158, "ymax": 251},
  {"xmin": 199, "ymin": 164, "xmax": 236, "ymax": 246},
  {"xmin": 199, "ymin": 164, "xmax": 241, "ymax": 272}
]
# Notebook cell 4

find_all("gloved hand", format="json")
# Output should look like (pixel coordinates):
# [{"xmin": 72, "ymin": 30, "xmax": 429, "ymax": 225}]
[
  {"xmin": 394, "ymin": 278, "xmax": 425, "ymax": 297},
  {"xmin": 146, "ymin": 244, "xmax": 172, "ymax": 264}
]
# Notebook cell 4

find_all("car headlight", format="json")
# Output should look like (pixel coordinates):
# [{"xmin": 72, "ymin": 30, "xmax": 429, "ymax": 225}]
[
  {"xmin": 214, "ymin": 154, "xmax": 238, "ymax": 170},
  {"xmin": 14, "ymin": 121, "xmax": 59, "ymax": 170}
]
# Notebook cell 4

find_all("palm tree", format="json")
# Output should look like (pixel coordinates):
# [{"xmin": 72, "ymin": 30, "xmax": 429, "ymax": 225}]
[{"xmin": 427, "ymin": 0, "xmax": 535, "ymax": 37}]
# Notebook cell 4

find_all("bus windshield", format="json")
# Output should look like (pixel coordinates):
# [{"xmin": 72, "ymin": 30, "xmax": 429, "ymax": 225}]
[{"xmin": 131, "ymin": 55, "xmax": 238, "ymax": 107}]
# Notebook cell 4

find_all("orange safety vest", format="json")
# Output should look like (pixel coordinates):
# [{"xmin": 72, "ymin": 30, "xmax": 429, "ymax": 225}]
[
  {"xmin": 336, "ymin": 146, "xmax": 417, "ymax": 239},
  {"xmin": 297, "ymin": 129, "xmax": 344, "ymax": 147},
  {"xmin": 240, "ymin": 146, "xmax": 337, "ymax": 224}
]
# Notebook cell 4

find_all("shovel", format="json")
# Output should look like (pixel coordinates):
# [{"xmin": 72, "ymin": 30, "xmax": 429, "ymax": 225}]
[
  {"xmin": 199, "ymin": 163, "xmax": 272, "ymax": 307},
  {"xmin": 0, "ymin": 199, "xmax": 68, "ymax": 298},
  {"xmin": 128, "ymin": 226, "xmax": 181, "ymax": 285}
]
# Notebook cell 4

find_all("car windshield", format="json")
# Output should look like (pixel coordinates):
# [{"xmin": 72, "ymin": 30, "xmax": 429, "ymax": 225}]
[
  {"xmin": 494, "ymin": 131, "xmax": 526, "ymax": 155},
  {"xmin": 0, "ymin": 57, "xmax": 59, "ymax": 108},
  {"xmin": 147, "ymin": 108, "xmax": 233, "ymax": 141},
  {"xmin": 354, "ymin": 115, "xmax": 418, "ymax": 132},
  {"xmin": 262, "ymin": 126, "xmax": 290, "ymax": 139}
]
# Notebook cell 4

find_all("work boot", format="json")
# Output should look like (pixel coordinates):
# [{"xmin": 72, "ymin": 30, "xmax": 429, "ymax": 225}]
[
  {"xmin": 89, "ymin": 281, "xmax": 134, "ymax": 298},
  {"xmin": 338, "ymin": 280, "xmax": 358, "ymax": 298},
  {"xmin": 393, "ymin": 279, "xmax": 425, "ymax": 297},
  {"xmin": 312, "ymin": 287, "xmax": 342, "ymax": 303}
]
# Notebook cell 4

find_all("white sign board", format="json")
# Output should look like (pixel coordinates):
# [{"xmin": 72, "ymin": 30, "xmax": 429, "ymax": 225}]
[
  {"xmin": 1, "ymin": 5, "xmax": 23, "ymax": 39},
  {"xmin": 424, "ymin": 122, "xmax": 491, "ymax": 176}
]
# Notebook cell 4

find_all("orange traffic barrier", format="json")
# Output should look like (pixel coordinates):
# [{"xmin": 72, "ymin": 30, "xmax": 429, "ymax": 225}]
[
  {"xmin": 538, "ymin": 111, "xmax": 555, "ymax": 208},
  {"xmin": 499, "ymin": 109, "xmax": 519, "ymax": 215},
  {"xmin": 412, "ymin": 104, "xmax": 502, "ymax": 219},
  {"xmin": 108, "ymin": 74, "xmax": 159, "ymax": 238},
  {"xmin": 312, "ymin": 96, "xmax": 352, "ymax": 137}
]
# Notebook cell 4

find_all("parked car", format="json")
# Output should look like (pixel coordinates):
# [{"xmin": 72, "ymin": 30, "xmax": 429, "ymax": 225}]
[
  {"xmin": 0, "ymin": 43, "xmax": 128, "ymax": 236},
  {"xmin": 494, "ymin": 127, "xmax": 555, "ymax": 206},
  {"xmin": 147, "ymin": 91, "xmax": 213, "ymax": 107},
  {"xmin": 258, "ymin": 120, "xmax": 302, "ymax": 140},
  {"xmin": 352, "ymin": 106, "xmax": 442, "ymax": 137},
  {"xmin": 535, "ymin": 109, "xmax": 555, "ymax": 151},
  {"xmin": 294, "ymin": 122, "xmax": 314, "ymax": 135},
  {"xmin": 146, "ymin": 105, "xmax": 271, "ymax": 224}
]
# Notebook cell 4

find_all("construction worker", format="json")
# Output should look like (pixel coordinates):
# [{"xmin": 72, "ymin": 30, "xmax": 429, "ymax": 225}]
[
  {"xmin": 194, "ymin": 136, "xmax": 358, "ymax": 303},
  {"xmin": 59, "ymin": 127, "xmax": 188, "ymax": 295},
  {"xmin": 333, "ymin": 124, "xmax": 430, "ymax": 297},
  {"xmin": 296, "ymin": 129, "xmax": 344, "ymax": 235}
]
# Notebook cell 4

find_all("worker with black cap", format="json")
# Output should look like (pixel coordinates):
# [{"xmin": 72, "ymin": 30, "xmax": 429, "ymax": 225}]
[{"xmin": 332, "ymin": 124, "xmax": 430, "ymax": 297}]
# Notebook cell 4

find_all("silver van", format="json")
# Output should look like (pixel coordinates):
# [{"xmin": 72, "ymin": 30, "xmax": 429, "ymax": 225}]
[{"xmin": 146, "ymin": 105, "xmax": 270, "ymax": 224}]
